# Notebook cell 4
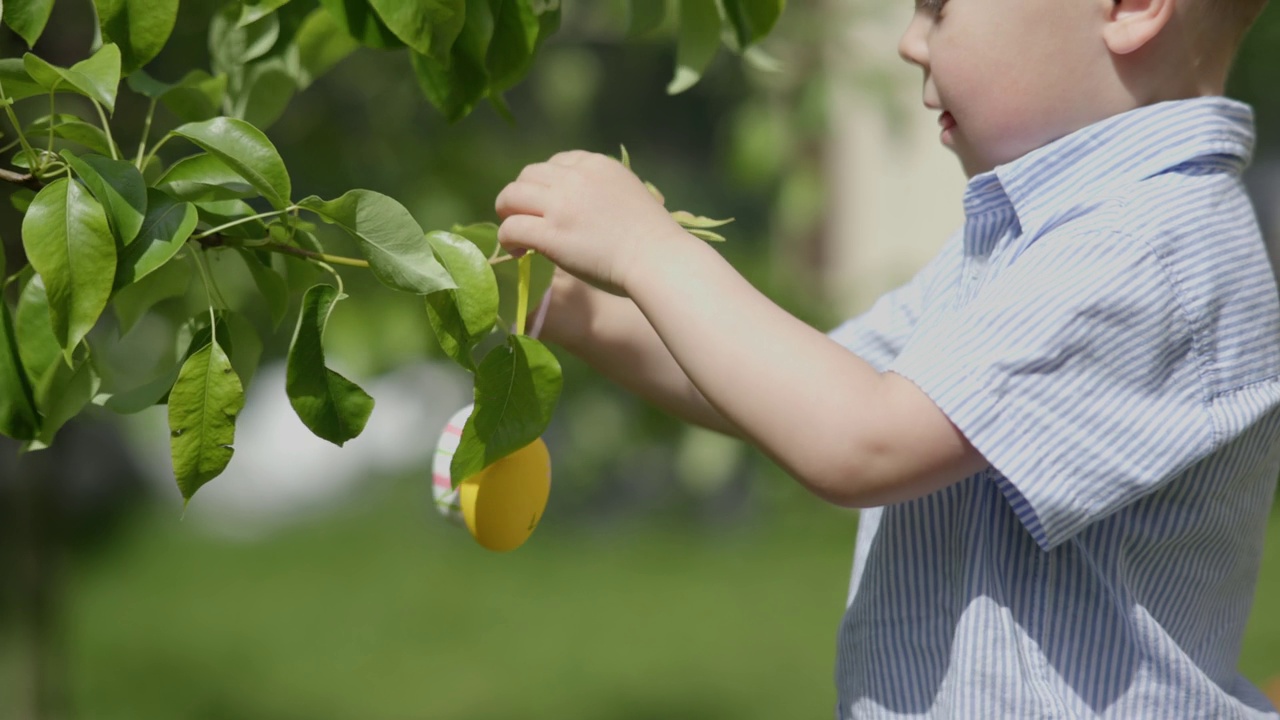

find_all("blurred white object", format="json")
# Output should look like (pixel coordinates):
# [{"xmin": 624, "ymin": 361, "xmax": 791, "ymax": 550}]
[
  {"xmin": 124, "ymin": 361, "xmax": 471, "ymax": 538},
  {"xmin": 431, "ymin": 404, "xmax": 471, "ymax": 527}
]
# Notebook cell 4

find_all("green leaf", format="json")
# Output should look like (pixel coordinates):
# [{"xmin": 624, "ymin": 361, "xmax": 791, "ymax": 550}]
[
  {"xmin": 105, "ymin": 363, "xmax": 181, "ymax": 414},
  {"xmin": 237, "ymin": 249, "xmax": 289, "ymax": 329},
  {"xmin": 240, "ymin": 0, "xmax": 295, "ymax": 26},
  {"xmin": 367, "ymin": 0, "xmax": 465, "ymax": 59},
  {"xmin": 113, "ymin": 313, "xmax": 237, "ymax": 416},
  {"xmin": 10, "ymin": 188, "xmax": 35, "ymax": 214},
  {"xmin": 318, "ymin": 0, "xmax": 404, "ymax": 48},
  {"xmin": 14, "ymin": 275, "xmax": 60, "ymax": 395},
  {"xmin": 293, "ymin": 8, "xmax": 361, "ymax": 89},
  {"xmin": 211, "ymin": 6, "xmax": 281, "ymax": 70},
  {"xmin": 21, "ymin": 179, "xmax": 117, "ymax": 359},
  {"xmin": 449, "ymin": 221, "xmax": 499, "ymax": 258},
  {"xmin": 627, "ymin": 0, "xmax": 667, "ymax": 38},
  {"xmin": 30, "ymin": 355, "xmax": 99, "ymax": 449},
  {"xmin": 23, "ymin": 44, "xmax": 123, "ymax": 113},
  {"xmin": 111, "ymin": 258, "xmax": 189, "ymax": 336},
  {"xmin": 0, "ymin": 300, "xmax": 40, "ymax": 441},
  {"xmin": 158, "ymin": 71, "xmax": 228, "ymax": 123},
  {"xmin": 0, "ymin": 58, "xmax": 49, "ymax": 102},
  {"xmin": 4, "ymin": 0, "xmax": 55, "ymax": 47},
  {"xmin": 687, "ymin": 227, "xmax": 726, "ymax": 242},
  {"xmin": 116, "ymin": 189, "xmax": 196, "ymax": 288},
  {"xmin": 234, "ymin": 58, "xmax": 296, "ymax": 129},
  {"xmin": 155, "ymin": 153, "xmax": 256, "ymax": 203},
  {"xmin": 451, "ymin": 334, "xmax": 561, "ymax": 484},
  {"xmin": 168, "ymin": 339, "xmax": 245, "ymax": 500},
  {"xmin": 426, "ymin": 231, "xmax": 497, "ymax": 331},
  {"xmin": 286, "ymin": 284, "xmax": 374, "ymax": 446},
  {"xmin": 411, "ymin": 50, "xmax": 485, "ymax": 124},
  {"xmin": 410, "ymin": 0, "xmax": 493, "ymax": 122},
  {"xmin": 670, "ymin": 209, "xmax": 733, "ymax": 229},
  {"xmin": 124, "ymin": 68, "xmax": 171, "ymax": 98},
  {"xmin": 486, "ymin": 0, "xmax": 539, "ymax": 93},
  {"xmin": 173, "ymin": 117, "xmax": 292, "ymax": 210},
  {"xmin": 27, "ymin": 115, "xmax": 113, "ymax": 157},
  {"xmin": 299, "ymin": 191, "xmax": 454, "ymax": 294},
  {"xmin": 12, "ymin": 275, "xmax": 99, "ymax": 448},
  {"xmin": 719, "ymin": 0, "xmax": 783, "ymax": 51},
  {"xmin": 424, "ymin": 230, "xmax": 498, "ymax": 371},
  {"xmin": 667, "ymin": 0, "xmax": 720, "ymax": 95},
  {"xmin": 93, "ymin": 0, "xmax": 181, "ymax": 74},
  {"xmin": 61, "ymin": 151, "xmax": 148, "ymax": 245}
]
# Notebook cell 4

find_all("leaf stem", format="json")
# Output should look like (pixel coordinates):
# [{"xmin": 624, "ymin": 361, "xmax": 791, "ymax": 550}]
[
  {"xmin": 516, "ymin": 254, "xmax": 531, "ymax": 336},
  {"xmin": 135, "ymin": 98, "xmax": 157, "ymax": 169},
  {"xmin": 140, "ymin": 132, "xmax": 173, "ymax": 173},
  {"xmin": 46, "ymin": 92, "xmax": 55, "ymax": 154},
  {"xmin": 189, "ymin": 245, "xmax": 224, "ymax": 322},
  {"xmin": 90, "ymin": 100, "xmax": 119, "ymax": 161},
  {"xmin": 312, "ymin": 258, "xmax": 345, "ymax": 298},
  {"xmin": 489, "ymin": 253, "xmax": 518, "ymax": 266},
  {"xmin": 193, "ymin": 208, "xmax": 293, "ymax": 240},
  {"xmin": 260, "ymin": 242, "xmax": 370, "ymax": 269},
  {"xmin": 0, "ymin": 79, "xmax": 38, "ymax": 170}
]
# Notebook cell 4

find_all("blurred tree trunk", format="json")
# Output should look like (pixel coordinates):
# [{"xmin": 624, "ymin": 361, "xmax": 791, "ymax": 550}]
[{"xmin": 0, "ymin": 437, "xmax": 68, "ymax": 720}]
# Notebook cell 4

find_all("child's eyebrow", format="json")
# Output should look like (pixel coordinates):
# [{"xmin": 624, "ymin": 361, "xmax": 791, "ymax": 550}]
[{"xmin": 915, "ymin": 0, "xmax": 944, "ymax": 10}]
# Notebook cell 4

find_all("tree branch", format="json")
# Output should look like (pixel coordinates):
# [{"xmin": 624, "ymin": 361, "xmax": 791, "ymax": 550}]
[
  {"xmin": 191, "ymin": 233, "xmax": 370, "ymax": 269},
  {"xmin": 0, "ymin": 169, "xmax": 42, "ymax": 192}
]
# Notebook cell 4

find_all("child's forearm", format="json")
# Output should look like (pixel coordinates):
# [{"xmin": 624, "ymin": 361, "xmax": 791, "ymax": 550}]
[
  {"xmin": 623, "ymin": 230, "xmax": 984, "ymax": 506},
  {"xmin": 540, "ymin": 274, "xmax": 740, "ymax": 437}
]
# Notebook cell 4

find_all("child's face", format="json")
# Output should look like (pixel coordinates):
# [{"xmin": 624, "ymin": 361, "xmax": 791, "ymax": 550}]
[{"xmin": 898, "ymin": 0, "xmax": 1114, "ymax": 177}]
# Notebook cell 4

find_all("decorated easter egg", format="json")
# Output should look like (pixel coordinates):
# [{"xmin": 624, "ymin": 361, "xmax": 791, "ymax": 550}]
[
  {"xmin": 433, "ymin": 405, "xmax": 552, "ymax": 551},
  {"xmin": 432, "ymin": 405, "xmax": 473, "ymax": 526},
  {"xmin": 459, "ymin": 437, "xmax": 551, "ymax": 552}
]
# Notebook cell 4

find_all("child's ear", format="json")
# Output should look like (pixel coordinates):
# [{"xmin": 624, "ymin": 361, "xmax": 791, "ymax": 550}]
[{"xmin": 1103, "ymin": 0, "xmax": 1176, "ymax": 54}]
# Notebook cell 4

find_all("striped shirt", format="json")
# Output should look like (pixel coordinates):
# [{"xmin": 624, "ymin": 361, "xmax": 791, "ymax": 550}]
[{"xmin": 828, "ymin": 97, "xmax": 1280, "ymax": 719}]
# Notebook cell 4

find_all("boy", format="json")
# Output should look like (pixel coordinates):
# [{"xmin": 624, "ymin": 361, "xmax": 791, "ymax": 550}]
[{"xmin": 495, "ymin": 0, "xmax": 1279, "ymax": 716}]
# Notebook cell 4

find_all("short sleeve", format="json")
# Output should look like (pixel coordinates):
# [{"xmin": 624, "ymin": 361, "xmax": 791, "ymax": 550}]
[
  {"xmin": 828, "ymin": 234, "xmax": 961, "ymax": 372},
  {"xmin": 888, "ymin": 230, "xmax": 1218, "ymax": 550}
]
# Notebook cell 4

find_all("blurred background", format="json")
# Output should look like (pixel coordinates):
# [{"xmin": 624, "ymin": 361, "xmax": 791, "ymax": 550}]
[{"xmin": 1, "ymin": 1, "xmax": 1278, "ymax": 718}]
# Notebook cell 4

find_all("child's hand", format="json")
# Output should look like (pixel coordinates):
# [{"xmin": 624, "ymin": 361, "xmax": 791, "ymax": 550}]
[
  {"xmin": 532, "ymin": 268, "xmax": 597, "ymax": 350},
  {"xmin": 495, "ymin": 150, "xmax": 687, "ymax": 296}
]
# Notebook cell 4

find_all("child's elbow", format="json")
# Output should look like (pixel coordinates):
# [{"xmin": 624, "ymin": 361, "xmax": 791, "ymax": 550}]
[{"xmin": 795, "ymin": 437, "xmax": 907, "ymax": 509}]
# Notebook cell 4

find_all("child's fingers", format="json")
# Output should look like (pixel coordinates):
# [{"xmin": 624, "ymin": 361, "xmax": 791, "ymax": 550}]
[
  {"xmin": 547, "ymin": 149, "xmax": 597, "ymax": 168},
  {"xmin": 498, "ymin": 213, "xmax": 552, "ymax": 256},
  {"xmin": 516, "ymin": 162, "xmax": 559, "ymax": 186},
  {"xmin": 495, "ymin": 181, "xmax": 550, "ymax": 220}
]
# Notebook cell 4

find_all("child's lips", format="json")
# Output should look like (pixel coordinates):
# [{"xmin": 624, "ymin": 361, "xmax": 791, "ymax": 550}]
[{"xmin": 938, "ymin": 111, "xmax": 957, "ymax": 144}]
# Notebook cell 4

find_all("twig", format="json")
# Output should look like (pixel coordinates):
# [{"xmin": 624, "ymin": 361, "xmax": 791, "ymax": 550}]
[{"xmin": 0, "ymin": 168, "xmax": 42, "ymax": 191}]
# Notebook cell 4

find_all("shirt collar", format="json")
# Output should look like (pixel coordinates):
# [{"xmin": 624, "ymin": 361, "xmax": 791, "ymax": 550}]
[{"xmin": 962, "ymin": 97, "xmax": 1256, "ymax": 233}]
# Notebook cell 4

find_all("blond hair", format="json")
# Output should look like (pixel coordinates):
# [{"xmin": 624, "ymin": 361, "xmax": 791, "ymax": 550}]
[{"xmin": 1186, "ymin": 0, "xmax": 1269, "ymax": 53}]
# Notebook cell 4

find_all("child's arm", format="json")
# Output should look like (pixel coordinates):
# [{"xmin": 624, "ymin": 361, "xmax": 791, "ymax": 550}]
[
  {"xmin": 498, "ymin": 151, "xmax": 989, "ymax": 507},
  {"xmin": 538, "ymin": 269, "xmax": 740, "ymax": 437}
]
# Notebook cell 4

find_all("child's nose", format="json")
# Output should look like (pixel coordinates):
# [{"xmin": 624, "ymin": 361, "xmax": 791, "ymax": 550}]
[{"xmin": 897, "ymin": 13, "xmax": 930, "ymax": 68}]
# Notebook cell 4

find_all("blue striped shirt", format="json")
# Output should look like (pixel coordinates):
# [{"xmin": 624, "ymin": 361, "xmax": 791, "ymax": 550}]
[{"xmin": 828, "ymin": 97, "xmax": 1280, "ymax": 719}]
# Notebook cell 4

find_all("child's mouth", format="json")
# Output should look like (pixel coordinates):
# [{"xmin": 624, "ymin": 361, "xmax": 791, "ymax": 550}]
[{"xmin": 939, "ymin": 111, "xmax": 957, "ymax": 143}]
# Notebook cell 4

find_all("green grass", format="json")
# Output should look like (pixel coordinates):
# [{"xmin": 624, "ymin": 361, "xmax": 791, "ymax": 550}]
[
  {"xmin": 46, "ymin": 481, "xmax": 1280, "ymax": 719},
  {"xmin": 61, "ymin": 483, "xmax": 859, "ymax": 720}
]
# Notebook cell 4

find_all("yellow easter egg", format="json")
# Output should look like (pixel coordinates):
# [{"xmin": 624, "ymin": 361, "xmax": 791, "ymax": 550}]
[{"xmin": 458, "ymin": 438, "xmax": 551, "ymax": 552}]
